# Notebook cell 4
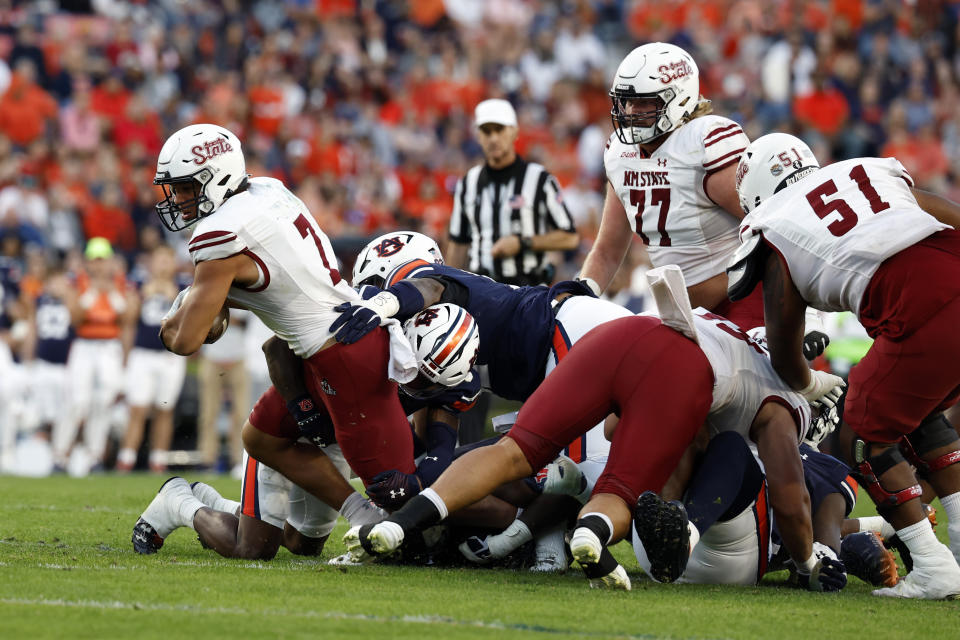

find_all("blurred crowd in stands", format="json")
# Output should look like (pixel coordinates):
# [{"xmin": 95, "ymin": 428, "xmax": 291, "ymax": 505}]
[{"xmin": 0, "ymin": 0, "xmax": 955, "ymax": 471}]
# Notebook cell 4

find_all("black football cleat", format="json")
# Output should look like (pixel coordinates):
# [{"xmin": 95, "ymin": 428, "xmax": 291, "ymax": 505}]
[
  {"xmin": 634, "ymin": 491, "xmax": 690, "ymax": 583},
  {"xmin": 840, "ymin": 531, "xmax": 899, "ymax": 587}
]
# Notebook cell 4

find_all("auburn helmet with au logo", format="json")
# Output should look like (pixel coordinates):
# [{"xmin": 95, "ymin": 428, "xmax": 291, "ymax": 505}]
[
  {"xmin": 352, "ymin": 231, "xmax": 444, "ymax": 288},
  {"xmin": 401, "ymin": 304, "xmax": 479, "ymax": 398}
]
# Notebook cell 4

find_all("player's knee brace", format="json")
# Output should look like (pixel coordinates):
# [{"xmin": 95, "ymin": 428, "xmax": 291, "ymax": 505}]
[
  {"xmin": 850, "ymin": 439, "xmax": 922, "ymax": 508},
  {"xmin": 900, "ymin": 414, "xmax": 960, "ymax": 476}
]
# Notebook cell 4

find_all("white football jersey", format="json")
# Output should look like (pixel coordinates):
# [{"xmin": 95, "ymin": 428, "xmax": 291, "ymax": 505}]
[
  {"xmin": 604, "ymin": 115, "xmax": 748, "ymax": 285},
  {"xmin": 741, "ymin": 157, "xmax": 950, "ymax": 313},
  {"xmin": 189, "ymin": 177, "xmax": 359, "ymax": 358},
  {"xmin": 693, "ymin": 310, "xmax": 810, "ymax": 444}
]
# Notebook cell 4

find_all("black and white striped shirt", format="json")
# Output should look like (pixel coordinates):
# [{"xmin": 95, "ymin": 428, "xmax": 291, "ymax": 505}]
[{"xmin": 449, "ymin": 157, "xmax": 575, "ymax": 286}]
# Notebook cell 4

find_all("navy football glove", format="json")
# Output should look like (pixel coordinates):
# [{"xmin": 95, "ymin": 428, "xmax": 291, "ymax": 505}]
[
  {"xmin": 797, "ymin": 542, "xmax": 847, "ymax": 592},
  {"xmin": 802, "ymin": 330, "xmax": 830, "ymax": 361},
  {"xmin": 330, "ymin": 302, "xmax": 384, "ymax": 344},
  {"xmin": 430, "ymin": 372, "xmax": 482, "ymax": 414},
  {"xmin": 365, "ymin": 469, "xmax": 423, "ymax": 510},
  {"xmin": 286, "ymin": 395, "xmax": 336, "ymax": 447}
]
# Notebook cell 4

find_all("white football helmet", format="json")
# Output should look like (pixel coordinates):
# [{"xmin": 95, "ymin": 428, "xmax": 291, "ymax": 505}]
[
  {"xmin": 610, "ymin": 42, "xmax": 699, "ymax": 145},
  {"xmin": 154, "ymin": 124, "xmax": 247, "ymax": 232},
  {"xmin": 402, "ymin": 304, "xmax": 479, "ymax": 398},
  {"xmin": 352, "ymin": 231, "xmax": 444, "ymax": 288},
  {"xmin": 736, "ymin": 133, "xmax": 820, "ymax": 214}
]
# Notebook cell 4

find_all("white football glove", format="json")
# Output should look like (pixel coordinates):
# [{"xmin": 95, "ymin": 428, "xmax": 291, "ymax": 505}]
[{"xmin": 798, "ymin": 370, "xmax": 846, "ymax": 406}]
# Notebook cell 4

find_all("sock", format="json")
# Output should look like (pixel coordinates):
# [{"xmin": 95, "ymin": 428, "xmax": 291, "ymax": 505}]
[
  {"xmin": 117, "ymin": 448, "xmax": 136, "ymax": 467},
  {"xmin": 941, "ymin": 492, "xmax": 960, "ymax": 561},
  {"xmin": 148, "ymin": 450, "xmax": 166, "ymax": 468},
  {"xmin": 387, "ymin": 489, "xmax": 445, "ymax": 532},
  {"xmin": 859, "ymin": 515, "xmax": 896, "ymax": 540},
  {"xmin": 896, "ymin": 518, "xmax": 943, "ymax": 562},
  {"xmin": 532, "ymin": 523, "xmax": 567, "ymax": 568},
  {"xmin": 580, "ymin": 546, "xmax": 620, "ymax": 578},
  {"xmin": 577, "ymin": 513, "xmax": 613, "ymax": 545},
  {"xmin": 487, "ymin": 519, "xmax": 533, "ymax": 558},
  {"xmin": 178, "ymin": 495, "xmax": 205, "ymax": 529},
  {"xmin": 340, "ymin": 491, "xmax": 386, "ymax": 527}
]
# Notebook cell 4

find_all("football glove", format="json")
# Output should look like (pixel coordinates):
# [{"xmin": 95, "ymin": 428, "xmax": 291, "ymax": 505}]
[
  {"xmin": 430, "ymin": 372, "xmax": 482, "ymax": 414},
  {"xmin": 802, "ymin": 330, "xmax": 830, "ymax": 361},
  {"xmin": 797, "ymin": 542, "xmax": 847, "ymax": 592},
  {"xmin": 330, "ymin": 292, "xmax": 400, "ymax": 344},
  {"xmin": 365, "ymin": 469, "xmax": 423, "ymax": 510},
  {"xmin": 286, "ymin": 395, "xmax": 336, "ymax": 447},
  {"xmin": 799, "ymin": 370, "xmax": 846, "ymax": 406}
]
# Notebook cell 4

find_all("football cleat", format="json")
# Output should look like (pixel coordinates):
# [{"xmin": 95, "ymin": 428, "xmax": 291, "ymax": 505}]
[
  {"xmin": 530, "ymin": 526, "xmax": 569, "ymax": 573},
  {"xmin": 839, "ymin": 532, "xmax": 899, "ymax": 588},
  {"xmin": 633, "ymin": 491, "xmax": 690, "ymax": 583},
  {"xmin": 327, "ymin": 552, "xmax": 363, "ymax": 566},
  {"xmin": 459, "ymin": 536, "xmax": 493, "ymax": 564},
  {"xmin": 587, "ymin": 564, "xmax": 632, "ymax": 591},
  {"xmin": 132, "ymin": 477, "xmax": 192, "ymax": 555},
  {"xmin": 873, "ymin": 544, "xmax": 960, "ymax": 600},
  {"xmin": 569, "ymin": 526, "xmax": 603, "ymax": 566},
  {"xmin": 343, "ymin": 521, "xmax": 405, "ymax": 562}
]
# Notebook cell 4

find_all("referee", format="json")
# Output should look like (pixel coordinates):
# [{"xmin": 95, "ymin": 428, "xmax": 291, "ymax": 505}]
[{"xmin": 447, "ymin": 99, "xmax": 578, "ymax": 286}]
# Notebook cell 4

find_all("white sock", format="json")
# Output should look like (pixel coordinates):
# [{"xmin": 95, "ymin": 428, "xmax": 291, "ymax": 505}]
[
  {"xmin": 191, "ymin": 482, "xmax": 240, "ymax": 514},
  {"xmin": 897, "ymin": 518, "xmax": 943, "ymax": 563},
  {"xmin": 178, "ymin": 495, "xmax": 205, "ymax": 529},
  {"xmin": 149, "ymin": 450, "xmax": 167, "ymax": 468},
  {"xmin": 117, "ymin": 448, "xmax": 136, "ymax": 467},
  {"xmin": 487, "ymin": 519, "xmax": 533, "ymax": 558},
  {"xmin": 419, "ymin": 487, "xmax": 449, "ymax": 521},
  {"xmin": 942, "ymin": 493, "xmax": 960, "ymax": 562},
  {"xmin": 858, "ymin": 515, "xmax": 896, "ymax": 540},
  {"xmin": 688, "ymin": 522, "xmax": 701, "ymax": 552},
  {"xmin": 339, "ymin": 491, "xmax": 386, "ymax": 527}
]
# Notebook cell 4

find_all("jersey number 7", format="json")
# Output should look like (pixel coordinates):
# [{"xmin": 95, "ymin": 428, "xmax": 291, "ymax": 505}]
[
  {"xmin": 804, "ymin": 164, "xmax": 891, "ymax": 237},
  {"xmin": 294, "ymin": 214, "xmax": 342, "ymax": 285},
  {"xmin": 630, "ymin": 188, "xmax": 672, "ymax": 246}
]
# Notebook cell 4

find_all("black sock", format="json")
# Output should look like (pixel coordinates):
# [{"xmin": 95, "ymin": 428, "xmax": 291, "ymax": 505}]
[
  {"xmin": 576, "ymin": 514, "xmax": 611, "ymax": 545},
  {"xmin": 386, "ymin": 494, "xmax": 442, "ymax": 532},
  {"xmin": 580, "ymin": 547, "xmax": 620, "ymax": 578},
  {"xmin": 684, "ymin": 432, "xmax": 762, "ymax": 530}
]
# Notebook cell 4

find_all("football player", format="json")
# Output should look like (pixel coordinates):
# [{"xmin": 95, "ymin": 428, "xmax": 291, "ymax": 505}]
[
  {"xmin": 728, "ymin": 132, "xmax": 960, "ymax": 599},
  {"xmin": 581, "ymin": 43, "xmax": 762, "ymax": 330},
  {"xmin": 344, "ymin": 266, "xmax": 844, "ymax": 593},
  {"xmin": 153, "ymin": 124, "xmax": 423, "ymax": 512}
]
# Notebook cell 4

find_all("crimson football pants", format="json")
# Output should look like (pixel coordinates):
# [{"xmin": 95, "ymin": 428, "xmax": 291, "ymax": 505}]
[{"xmin": 509, "ymin": 315, "xmax": 715, "ymax": 506}]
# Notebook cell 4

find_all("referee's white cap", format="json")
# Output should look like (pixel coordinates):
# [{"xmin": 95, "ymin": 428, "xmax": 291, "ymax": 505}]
[{"xmin": 475, "ymin": 99, "xmax": 517, "ymax": 128}]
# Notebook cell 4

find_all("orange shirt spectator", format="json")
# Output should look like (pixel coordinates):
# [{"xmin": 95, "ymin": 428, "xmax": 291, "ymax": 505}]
[
  {"xmin": 248, "ymin": 84, "xmax": 285, "ymax": 137},
  {"xmin": 0, "ymin": 72, "xmax": 56, "ymax": 146},
  {"xmin": 90, "ymin": 76, "xmax": 132, "ymax": 123},
  {"xmin": 82, "ymin": 185, "xmax": 136, "ymax": 252},
  {"xmin": 793, "ymin": 80, "xmax": 849, "ymax": 137},
  {"xmin": 112, "ymin": 98, "xmax": 162, "ymax": 155},
  {"xmin": 882, "ymin": 126, "xmax": 949, "ymax": 189}
]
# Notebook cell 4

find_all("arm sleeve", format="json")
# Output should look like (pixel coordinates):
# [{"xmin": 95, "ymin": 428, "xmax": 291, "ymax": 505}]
[
  {"xmin": 701, "ymin": 118, "xmax": 750, "ymax": 175},
  {"xmin": 448, "ymin": 176, "xmax": 471, "ymax": 243}
]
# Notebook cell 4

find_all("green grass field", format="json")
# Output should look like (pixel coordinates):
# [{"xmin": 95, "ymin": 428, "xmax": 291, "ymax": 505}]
[{"xmin": 0, "ymin": 474, "xmax": 955, "ymax": 640}]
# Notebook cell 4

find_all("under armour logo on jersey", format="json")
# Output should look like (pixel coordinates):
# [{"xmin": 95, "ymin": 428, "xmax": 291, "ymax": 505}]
[
  {"xmin": 657, "ymin": 158, "xmax": 667, "ymax": 167},
  {"xmin": 374, "ymin": 237, "xmax": 405, "ymax": 257},
  {"xmin": 415, "ymin": 308, "xmax": 440, "ymax": 327},
  {"xmin": 320, "ymin": 379, "xmax": 337, "ymax": 396}
]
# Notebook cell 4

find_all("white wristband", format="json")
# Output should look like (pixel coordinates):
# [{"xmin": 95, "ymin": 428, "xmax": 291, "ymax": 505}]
[
  {"xmin": 367, "ymin": 291, "xmax": 400, "ymax": 319},
  {"xmin": 797, "ymin": 551, "xmax": 817, "ymax": 575}
]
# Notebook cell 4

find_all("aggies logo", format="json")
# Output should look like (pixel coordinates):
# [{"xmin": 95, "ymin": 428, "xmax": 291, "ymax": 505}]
[
  {"xmin": 373, "ymin": 236, "xmax": 405, "ymax": 257},
  {"xmin": 191, "ymin": 138, "xmax": 234, "ymax": 165}
]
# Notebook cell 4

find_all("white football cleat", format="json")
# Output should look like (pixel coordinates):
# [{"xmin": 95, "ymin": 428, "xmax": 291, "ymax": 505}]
[
  {"xmin": 342, "ymin": 521, "xmax": 405, "ymax": 562},
  {"xmin": 530, "ymin": 526, "xmax": 568, "ymax": 573},
  {"xmin": 132, "ymin": 477, "xmax": 193, "ymax": 554},
  {"xmin": 569, "ymin": 526, "xmax": 602, "ymax": 565},
  {"xmin": 327, "ymin": 552, "xmax": 362, "ymax": 566},
  {"xmin": 873, "ymin": 545, "xmax": 960, "ymax": 600},
  {"xmin": 459, "ymin": 536, "xmax": 493, "ymax": 564},
  {"xmin": 342, "ymin": 525, "xmax": 374, "ymax": 564},
  {"xmin": 588, "ymin": 564, "xmax": 632, "ymax": 591}
]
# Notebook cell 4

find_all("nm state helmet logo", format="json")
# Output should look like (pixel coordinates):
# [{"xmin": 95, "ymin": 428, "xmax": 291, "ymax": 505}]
[
  {"xmin": 191, "ymin": 138, "xmax": 234, "ymax": 165},
  {"xmin": 415, "ymin": 308, "xmax": 440, "ymax": 327},
  {"xmin": 657, "ymin": 60, "xmax": 693, "ymax": 84},
  {"xmin": 373, "ymin": 236, "xmax": 405, "ymax": 257}
]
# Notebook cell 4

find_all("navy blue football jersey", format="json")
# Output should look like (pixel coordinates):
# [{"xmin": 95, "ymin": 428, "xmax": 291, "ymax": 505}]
[{"xmin": 34, "ymin": 293, "xmax": 74, "ymax": 364}]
